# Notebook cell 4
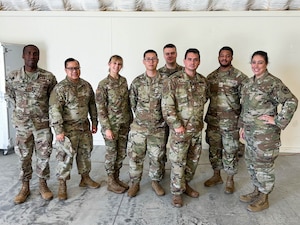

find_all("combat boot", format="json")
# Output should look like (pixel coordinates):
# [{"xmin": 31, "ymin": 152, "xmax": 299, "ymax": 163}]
[
  {"xmin": 39, "ymin": 178, "xmax": 53, "ymax": 200},
  {"xmin": 172, "ymin": 194, "xmax": 183, "ymax": 208},
  {"xmin": 107, "ymin": 174, "xmax": 126, "ymax": 194},
  {"xmin": 239, "ymin": 187, "xmax": 259, "ymax": 203},
  {"xmin": 184, "ymin": 182, "xmax": 199, "ymax": 198},
  {"xmin": 115, "ymin": 170, "xmax": 129, "ymax": 190},
  {"xmin": 58, "ymin": 179, "xmax": 67, "ymax": 200},
  {"xmin": 247, "ymin": 192, "xmax": 269, "ymax": 212},
  {"xmin": 204, "ymin": 169, "xmax": 223, "ymax": 187},
  {"xmin": 224, "ymin": 175, "xmax": 234, "ymax": 194},
  {"xmin": 14, "ymin": 181, "xmax": 30, "ymax": 204},
  {"xmin": 127, "ymin": 182, "xmax": 140, "ymax": 197},
  {"xmin": 79, "ymin": 173, "xmax": 100, "ymax": 189},
  {"xmin": 151, "ymin": 181, "xmax": 165, "ymax": 196}
]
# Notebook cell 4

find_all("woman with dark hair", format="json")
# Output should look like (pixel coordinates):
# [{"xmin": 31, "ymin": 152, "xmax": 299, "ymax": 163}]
[{"xmin": 239, "ymin": 51, "xmax": 298, "ymax": 212}]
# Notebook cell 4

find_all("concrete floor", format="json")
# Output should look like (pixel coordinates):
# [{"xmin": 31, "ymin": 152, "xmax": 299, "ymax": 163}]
[{"xmin": 0, "ymin": 146, "xmax": 300, "ymax": 225}]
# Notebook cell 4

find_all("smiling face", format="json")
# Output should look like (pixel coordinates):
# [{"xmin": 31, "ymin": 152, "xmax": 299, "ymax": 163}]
[
  {"xmin": 218, "ymin": 49, "xmax": 232, "ymax": 68},
  {"xmin": 23, "ymin": 45, "xmax": 39, "ymax": 72},
  {"xmin": 65, "ymin": 60, "xmax": 81, "ymax": 82},
  {"xmin": 108, "ymin": 58, "xmax": 123, "ymax": 76},
  {"xmin": 251, "ymin": 54, "xmax": 268, "ymax": 78}
]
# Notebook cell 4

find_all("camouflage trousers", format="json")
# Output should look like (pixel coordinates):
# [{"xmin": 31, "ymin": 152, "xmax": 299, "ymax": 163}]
[
  {"xmin": 244, "ymin": 125, "xmax": 281, "ymax": 194},
  {"xmin": 127, "ymin": 126, "xmax": 166, "ymax": 183},
  {"xmin": 55, "ymin": 130, "xmax": 93, "ymax": 181},
  {"xmin": 205, "ymin": 125, "xmax": 239, "ymax": 175},
  {"xmin": 103, "ymin": 124, "xmax": 130, "ymax": 175},
  {"xmin": 169, "ymin": 129, "xmax": 202, "ymax": 195},
  {"xmin": 15, "ymin": 123, "xmax": 53, "ymax": 181}
]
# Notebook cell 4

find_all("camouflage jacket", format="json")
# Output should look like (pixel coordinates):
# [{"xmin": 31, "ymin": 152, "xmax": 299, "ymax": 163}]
[
  {"xmin": 158, "ymin": 63, "xmax": 183, "ymax": 77},
  {"xmin": 129, "ymin": 71, "xmax": 167, "ymax": 131},
  {"xmin": 49, "ymin": 77, "xmax": 98, "ymax": 134},
  {"xmin": 240, "ymin": 70, "xmax": 298, "ymax": 130},
  {"xmin": 205, "ymin": 66, "xmax": 248, "ymax": 129},
  {"xmin": 162, "ymin": 70, "xmax": 208, "ymax": 133},
  {"xmin": 5, "ymin": 66, "xmax": 57, "ymax": 130},
  {"xmin": 95, "ymin": 74, "xmax": 132, "ymax": 131}
]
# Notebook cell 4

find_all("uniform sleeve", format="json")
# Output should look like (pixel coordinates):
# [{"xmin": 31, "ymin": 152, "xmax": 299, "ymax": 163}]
[
  {"xmin": 161, "ymin": 77, "xmax": 182, "ymax": 129},
  {"xmin": 5, "ymin": 72, "xmax": 16, "ymax": 106},
  {"xmin": 273, "ymin": 82, "xmax": 298, "ymax": 130},
  {"xmin": 95, "ymin": 81, "xmax": 111, "ymax": 131},
  {"xmin": 88, "ymin": 85, "xmax": 98, "ymax": 128},
  {"xmin": 48, "ymin": 74, "xmax": 58, "ymax": 96},
  {"xmin": 129, "ymin": 81, "xmax": 138, "ymax": 113},
  {"xmin": 49, "ymin": 86, "xmax": 65, "ymax": 135}
]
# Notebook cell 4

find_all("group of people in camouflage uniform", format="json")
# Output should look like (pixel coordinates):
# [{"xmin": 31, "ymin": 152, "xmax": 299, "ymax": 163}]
[{"xmin": 6, "ymin": 44, "xmax": 297, "ymax": 212}]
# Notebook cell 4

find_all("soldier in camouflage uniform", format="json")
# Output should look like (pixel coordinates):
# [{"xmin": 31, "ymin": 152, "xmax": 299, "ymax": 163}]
[
  {"xmin": 127, "ymin": 50, "xmax": 167, "ymax": 197},
  {"xmin": 204, "ymin": 46, "xmax": 248, "ymax": 194},
  {"xmin": 239, "ymin": 51, "xmax": 298, "ymax": 212},
  {"xmin": 49, "ymin": 58, "xmax": 100, "ymax": 201},
  {"xmin": 162, "ymin": 48, "xmax": 208, "ymax": 207},
  {"xmin": 158, "ymin": 43, "xmax": 183, "ymax": 176},
  {"xmin": 96, "ymin": 55, "xmax": 132, "ymax": 194},
  {"xmin": 5, "ymin": 44, "xmax": 57, "ymax": 204}
]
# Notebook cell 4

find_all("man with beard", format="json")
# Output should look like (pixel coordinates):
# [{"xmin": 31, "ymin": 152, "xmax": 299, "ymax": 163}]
[{"xmin": 204, "ymin": 46, "xmax": 248, "ymax": 194}]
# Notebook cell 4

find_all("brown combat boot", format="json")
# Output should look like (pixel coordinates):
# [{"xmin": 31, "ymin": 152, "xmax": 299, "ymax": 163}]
[
  {"xmin": 39, "ymin": 178, "xmax": 53, "ymax": 200},
  {"xmin": 240, "ymin": 187, "xmax": 259, "ymax": 203},
  {"xmin": 14, "ymin": 181, "xmax": 30, "ymax": 204},
  {"xmin": 204, "ymin": 169, "xmax": 223, "ymax": 187},
  {"xmin": 184, "ymin": 182, "xmax": 199, "ymax": 198},
  {"xmin": 151, "ymin": 181, "xmax": 165, "ymax": 196},
  {"xmin": 224, "ymin": 175, "xmax": 234, "ymax": 194},
  {"xmin": 58, "ymin": 179, "xmax": 67, "ymax": 201},
  {"xmin": 107, "ymin": 174, "xmax": 126, "ymax": 194},
  {"xmin": 115, "ymin": 170, "xmax": 129, "ymax": 190},
  {"xmin": 127, "ymin": 182, "xmax": 140, "ymax": 197},
  {"xmin": 172, "ymin": 194, "xmax": 183, "ymax": 208},
  {"xmin": 247, "ymin": 192, "xmax": 269, "ymax": 212},
  {"xmin": 79, "ymin": 173, "xmax": 100, "ymax": 189}
]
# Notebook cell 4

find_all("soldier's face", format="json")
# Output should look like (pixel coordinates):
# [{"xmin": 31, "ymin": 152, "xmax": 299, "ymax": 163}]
[
  {"xmin": 109, "ymin": 59, "xmax": 123, "ymax": 75},
  {"xmin": 65, "ymin": 61, "xmax": 81, "ymax": 82},
  {"xmin": 143, "ymin": 52, "xmax": 159, "ymax": 71},
  {"xmin": 184, "ymin": 52, "xmax": 200, "ymax": 72},
  {"xmin": 251, "ymin": 55, "xmax": 267, "ymax": 77},
  {"xmin": 163, "ymin": 47, "xmax": 177, "ymax": 65},
  {"xmin": 218, "ymin": 50, "xmax": 232, "ymax": 68},
  {"xmin": 23, "ymin": 46, "xmax": 39, "ymax": 69}
]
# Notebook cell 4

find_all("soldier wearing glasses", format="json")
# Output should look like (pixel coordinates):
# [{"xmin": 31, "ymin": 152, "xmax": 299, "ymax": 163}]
[{"xmin": 49, "ymin": 58, "xmax": 100, "ymax": 200}]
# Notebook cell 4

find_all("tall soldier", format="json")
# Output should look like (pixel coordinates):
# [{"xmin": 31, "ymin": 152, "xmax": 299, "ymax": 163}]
[
  {"xmin": 158, "ymin": 43, "xmax": 183, "ymax": 176},
  {"xmin": 49, "ymin": 58, "xmax": 100, "ymax": 201},
  {"xmin": 204, "ymin": 46, "xmax": 248, "ymax": 194},
  {"xmin": 127, "ymin": 50, "xmax": 167, "ymax": 197},
  {"xmin": 162, "ymin": 48, "xmax": 208, "ymax": 207},
  {"xmin": 6, "ymin": 44, "xmax": 57, "ymax": 204}
]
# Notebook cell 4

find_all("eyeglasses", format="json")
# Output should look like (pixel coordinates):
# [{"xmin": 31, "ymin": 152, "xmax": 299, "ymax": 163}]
[
  {"xmin": 66, "ymin": 67, "xmax": 80, "ymax": 71},
  {"xmin": 144, "ymin": 58, "xmax": 158, "ymax": 62}
]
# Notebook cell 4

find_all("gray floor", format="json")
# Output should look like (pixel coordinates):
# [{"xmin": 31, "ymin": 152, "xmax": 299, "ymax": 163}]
[{"xmin": 0, "ymin": 146, "xmax": 300, "ymax": 225}]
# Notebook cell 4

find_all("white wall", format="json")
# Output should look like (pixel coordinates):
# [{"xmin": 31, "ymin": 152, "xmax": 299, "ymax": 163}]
[{"xmin": 0, "ymin": 11, "xmax": 299, "ymax": 152}]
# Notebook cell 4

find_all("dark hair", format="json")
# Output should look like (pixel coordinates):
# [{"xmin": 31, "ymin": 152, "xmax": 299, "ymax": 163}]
[
  {"xmin": 184, "ymin": 48, "xmax": 200, "ymax": 59},
  {"xmin": 143, "ymin": 49, "xmax": 157, "ymax": 58},
  {"xmin": 23, "ymin": 44, "xmax": 39, "ymax": 54},
  {"xmin": 219, "ymin": 46, "xmax": 233, "ymax": 56},
  {"xmin": 251, "ymin": 51, "xmax": 269, "ymax": 64},
  {"xmin": 109, "ymin": 55, "xmax": 123, "ymax": 63},
  {"xmin": 64, "ymin": 58, "xmax": 79, "ymax": 68},
  {"xmin": 163, "ymin": 43, "xmax": 176, "ymax": 50}
]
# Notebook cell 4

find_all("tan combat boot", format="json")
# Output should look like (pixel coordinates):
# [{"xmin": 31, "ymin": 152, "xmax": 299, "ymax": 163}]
[
  {"xmin": 184, "ymin": 182, "xmax": 199, "ymax": 198},
  {"xmin": 115, "ymin": 170, "xmax": 129, "ymax": 190},
  {"xmin": 204, "ymin": 169, "xmax": 223, "ymax": 187},
  {"xmin": 172, "ymin": 194, "xmax": 183, "ymax": 208},
  {"xmin": 14, "ymin": 181, "xmax": 30, "ymax": 204},
  {"xmin": 239, "ymin": 187, "xmax": 259, "ymax": 203},
  {"xmin": 224, "ymin": 175, "xmax": 234, "ymax": 194},
  {"xmin": 39, "ymin": 178, "xmax": 53, "ymax": 200},
  {"xmin": 151, "ymin": 181, "xmax": 165, "ymax": 196},
  {"xmin": 247, "ymin": 192, "xmax": 269, "ymax": 212},
  {"xmin": 58, "ymin": 179, "xmax": 67, "ymax": 201},
  {"xmin": 107, "ymin": 174, "xmax": 126, "ymax": 194},
  {"xmin": 127, "ymin": 182, "xmax": 140, "ymax": 197},
  {"xmin": 79, "ymin": 173, "xmax": 100, "ymax": 189}
]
